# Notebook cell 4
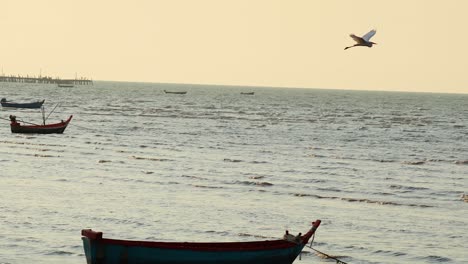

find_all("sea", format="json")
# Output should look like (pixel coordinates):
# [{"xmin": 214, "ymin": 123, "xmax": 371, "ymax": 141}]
[{"xmin": 0, "ymin": 81, "xmax": 466, "ymax": 264}]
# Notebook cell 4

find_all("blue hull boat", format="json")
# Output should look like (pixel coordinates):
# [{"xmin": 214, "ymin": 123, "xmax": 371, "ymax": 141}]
[
  {"xmin": 82, "ymin": 220, "xmax": 321, "ymax": 264},
  {"xmin": 1, "ymin": 98, "xmax": 45, "ymax": 108}
]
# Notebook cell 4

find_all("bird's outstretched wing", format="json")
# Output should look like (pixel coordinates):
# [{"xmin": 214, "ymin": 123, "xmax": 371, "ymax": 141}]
[
  {"xmin": 350, "ymin": 34, "xmax": 365, "ymax": 45},
  {"xmin": 361, "ymin": 29, "xmax": 376, "ymax": 42}
]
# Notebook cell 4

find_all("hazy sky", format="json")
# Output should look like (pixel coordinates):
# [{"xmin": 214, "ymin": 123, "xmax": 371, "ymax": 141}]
[{"xmin": 2, "ymin": 0, "xmax": 468, "ymax": 94}]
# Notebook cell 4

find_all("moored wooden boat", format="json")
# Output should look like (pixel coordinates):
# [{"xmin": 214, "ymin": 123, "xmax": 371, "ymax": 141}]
[
  {"xmin": 10, "ymin": 115, "xmax": 73, "ymax": 134},
  {"xmin": 1, "ymin": 98, "xmax": 45, "ymax": 109},
  {"xmin": 81, "ymin": 220, "xmax": 321, "ymax": 264},
  {"xmin": 164, "ymin": 90, "xmax": 187, "ymax": 94},
  {"xmin": 57, "ymin": 83, "xmax": 74, "ymax": 88}
]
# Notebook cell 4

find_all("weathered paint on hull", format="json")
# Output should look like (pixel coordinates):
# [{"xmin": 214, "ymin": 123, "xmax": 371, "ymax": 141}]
[
  {"xmin": 11, "ymin": 126, "xmax": 68, "ymax": 134},
  {"xmin": 82, "ymin": 238, "xmax": 305, "ymax": 264},
  {"xmin": 81, "ymin": 221, "xmax": 321, "ymax": 264}
]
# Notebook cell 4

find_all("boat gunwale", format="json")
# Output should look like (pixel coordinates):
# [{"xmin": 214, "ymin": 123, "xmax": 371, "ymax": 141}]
[
  {"xmin": 10, "ymin": 115, "xmax": 73, "ymax": 133},
  {"xmin": 11, "ymin": 115, "xmax": 73, "ymax": 129},
  {"xmin": 81, "ymin": 220, "xmax": 321, "ymax": 252}
]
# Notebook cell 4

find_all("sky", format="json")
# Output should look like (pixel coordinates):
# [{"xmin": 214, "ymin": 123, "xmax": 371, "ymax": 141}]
[{"xmin": 1, "ymin": 0, "xmax": 468, "ymax": 94}]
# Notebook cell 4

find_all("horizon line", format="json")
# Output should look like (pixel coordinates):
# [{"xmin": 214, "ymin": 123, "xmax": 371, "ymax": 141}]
[{"xmin": 92, "ymin": 79, "xmax": 468, "ymax": 95}]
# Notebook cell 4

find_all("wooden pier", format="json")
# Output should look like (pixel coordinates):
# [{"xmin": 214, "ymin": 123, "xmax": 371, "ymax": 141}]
[{"xmin": 0, "ymin": 75, "xmax": 93, "ymax": 85}]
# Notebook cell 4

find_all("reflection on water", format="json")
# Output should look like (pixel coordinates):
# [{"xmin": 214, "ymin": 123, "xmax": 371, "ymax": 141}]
[{"xmin": 0, "ymin": 81, "xmax": 467, "ymax": 264}]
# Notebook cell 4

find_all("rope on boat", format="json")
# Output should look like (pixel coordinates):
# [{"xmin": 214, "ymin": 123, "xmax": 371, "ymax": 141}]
[
  {"xmin": 306, "ymin": 245, "xmax": 349, "ymax": 264},
  {"xmin": 44, "ymin": 103, "xmax": 61, "ymax": 123},
  {"xmin": 304, "ymin": 234, "xmax": 349, "ymax": 264},
  {"xmin": 0, "ymin": 116, "xmax": 41, "ymax": 126}
]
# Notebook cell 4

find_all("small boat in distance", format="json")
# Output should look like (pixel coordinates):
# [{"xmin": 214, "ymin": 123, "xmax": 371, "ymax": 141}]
[
  {"xmin": 9, "ymin": 115, "xmax": 73, "ymax": 134},
  {"xmin": 241, "ymin": 92, "xmax": 255, "ymax": 95},
  {"xmin": 1, "ymin": 98, "xmax": 45, "ymax": 109},
  {"xmin": 81, "ymin": 220, "xmax": 321, "ymax": 264},
  {"xmin": 57, "ymin": 83, "xmax": 74, "ymax": 88},
  {"xmin": 164, "ymin": 90, "xmax": 187, "ymax": 94}
]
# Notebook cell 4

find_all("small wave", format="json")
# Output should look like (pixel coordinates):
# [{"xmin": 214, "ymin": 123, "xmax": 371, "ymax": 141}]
[
  {"xmin": 341, "ymin": 197, "xmax": 402, "ymax": 206},
  {"xmin": 44, "ymin": 250, "xmax": 74, "ymax": 256},
  {"xmin": 248, "ymin": 175, "xmax": 265, "ymax": 179},
  {"xmin": 181, "ymin": 175, "xmax": 208, "ymax": 180},
  {"xmin": 0, "ymin": 140, "xmax": 66, "ymax": 147},
  {"xmin": 422, "ymin": 255, "xmax": 452, "ymax": 262},
  {"xmin": 250, "ymin": 160, "xmax": 268, "ymax": 164},
  {"xmin": 373, "ymin": 249, "xmax": 407, "ymax": 256},
  {"xmin": 403, "ymin": 160, "xmax": 425, "ymax": 165},
  {"xmin": 237, "ymin": 233, "xmax": 273, "ymax": 239},
  {"xmin": 454, "ymin": 160, "xmax": 468, "ymax": 165},
  {"xmin": 131, "ymin": 155, "xmax": 169, "ymax": 161},
  {"xmin": 389, "ymin": 185, "xmax": 429, "ymax": 191},
  {"xmin": 223, "ymin": 158, "xmax": 243, "ymax": 163},
  {"xmin": 374, "ymin": 159, "xmax": 396, "ymax": 163},
  {"xmin": 317, "ymin": 187, "xmax": 342, "ymax": 192},
  {"xmin": 203, "ymin": 229, "xmax": 228, "ymax": 234},
  {"xmin": 307, "ymin": 154, "xmax": 326, "ymax": 158},
  {"xmin": 99, "ymin": 217, "xmax": 147, "ymax": 227},
  {"xmin": 192, "ymin": 184, "xmax": 223, "ymax": 189},
  {"xmin": 235, "ymin": 181, "xmax": 274, "ymax": 187},
  {"xmin": 34, "ymin": 154, "xmax": 59, "ymax": 158},
  {"xmin": 294, "ymin": 193, "xmax": 327, "ymax": 198},
  {"xmin": 97, "ymin": 159, "xmax": 112, "ymax": 163},
  {"xmin": 292, "ymin": 193, "xmax": 432, "ymax": 207},
  {"xmin": 55, "ymin": 178, "xmax": 69, "ymax": 182},
  {"xmin": 425, "ymin": 158, "xmax": 446, "ymax": 162}
]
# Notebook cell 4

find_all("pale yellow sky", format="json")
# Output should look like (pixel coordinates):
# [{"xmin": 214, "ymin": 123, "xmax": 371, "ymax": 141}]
[{"xmin": 1, "ymin": 0, "xmax": 468, "ymax": 93}]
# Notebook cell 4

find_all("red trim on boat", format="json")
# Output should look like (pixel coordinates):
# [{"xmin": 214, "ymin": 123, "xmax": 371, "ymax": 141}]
[
  {"xmin": 98, "ymin": 238, "xmax": 298, "ymax": 251},
  {"xmin": 81, "ymin": 220, "xmax": 321, "ymax": 252},
  {"xmin": 301, "ymin": 220, "xmax": 321, "ymax": 244},
  {"xmin": 82, "ymin": 229, "xmax": 103, "ymax": 240},
  {"xmin": 12, "ymin": 115, "xmax": 73, "ymax": 129}
]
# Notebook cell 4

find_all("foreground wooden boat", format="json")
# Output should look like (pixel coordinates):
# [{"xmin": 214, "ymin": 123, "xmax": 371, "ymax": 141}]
[
  {"xmin": 164, "ymin": 90, "xmax": 187, "ymax": 94},
  {"xmin": 10, "ymin": 115, "xmax": 73, "ymax": 134},
  {"xmin": 1, "ymin": 98, "xmax": 45, "ymax": 108},
  {"xmin": 82, "ymin": 220, "xmax": 321, "ymax": 264}
]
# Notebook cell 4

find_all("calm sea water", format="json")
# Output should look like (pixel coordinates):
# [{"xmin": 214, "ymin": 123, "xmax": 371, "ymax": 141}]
[{"xmin": 0, "ymin": 81, "xmax": 467, "ymax": 264}]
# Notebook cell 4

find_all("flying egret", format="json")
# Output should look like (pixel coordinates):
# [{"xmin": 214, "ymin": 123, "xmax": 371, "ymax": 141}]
[{"xmin": 344, "ymin": 29, "xmax": 377, "ymax": 50}]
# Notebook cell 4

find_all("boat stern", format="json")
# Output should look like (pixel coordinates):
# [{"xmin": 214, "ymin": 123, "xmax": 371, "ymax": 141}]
[{"xmin": 81, "ymin": 229, "xmax": 102, "ymax": 264}]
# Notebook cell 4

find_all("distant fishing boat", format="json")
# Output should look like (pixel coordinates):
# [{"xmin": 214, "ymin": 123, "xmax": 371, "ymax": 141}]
[
  {"xmin": 1, "ymin": 98, "xmax": 45, "ymax": 109},
  {"xmin": 8, "ymin": 104, "xmax": 73, "ymax": 134},
  {"xmin": 57, "ymin": 83, "xmax": 74, "ymax": 88},
  {"xmin": 164, "ymin": 90, "xmax": 187, "ymax": 94},
  {"xmin": 241, "ymin": 92, "xmax": 255, "ymax": 95},
  {"xmin": 81, "ymin": 220, "xmax": 321, "ymax": 264}
]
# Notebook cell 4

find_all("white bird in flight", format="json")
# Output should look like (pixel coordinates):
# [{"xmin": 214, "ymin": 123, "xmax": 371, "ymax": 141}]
[{"xmin": 344, "ymin": 29, "xmax": 377, "ymax": 50}]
